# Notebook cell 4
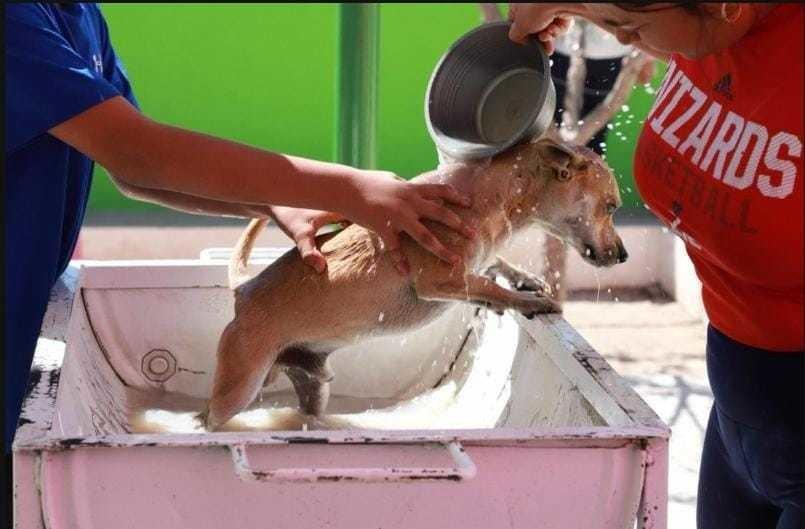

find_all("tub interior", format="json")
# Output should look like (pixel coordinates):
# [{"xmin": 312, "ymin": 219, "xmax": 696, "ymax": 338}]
[{"xmin": 51, "ymin": 263, "xmax": 611, "ymax": 438}]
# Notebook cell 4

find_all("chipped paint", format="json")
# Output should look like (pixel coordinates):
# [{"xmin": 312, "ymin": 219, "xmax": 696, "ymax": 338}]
[
  {"xmin": 230, "ymin": 441, "xmax": 476, "ymax": 483},
  {"xmin": 14, "ymin": 260, "xmax": 670, "ymax": 529}
]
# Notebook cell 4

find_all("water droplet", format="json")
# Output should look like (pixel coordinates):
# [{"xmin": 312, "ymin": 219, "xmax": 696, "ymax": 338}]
[
  {"xmin": 621, "ymin": 104, "xmax": 630, "ymax": 112},
  {"xmin": 378, "ymin": 312, "xmax": 385, "ymax": 322}
]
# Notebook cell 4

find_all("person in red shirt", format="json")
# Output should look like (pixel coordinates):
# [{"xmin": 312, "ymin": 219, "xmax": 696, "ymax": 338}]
[{"xmin": 510, "ymin": 3, "xmax": 803, "ymax": 529}]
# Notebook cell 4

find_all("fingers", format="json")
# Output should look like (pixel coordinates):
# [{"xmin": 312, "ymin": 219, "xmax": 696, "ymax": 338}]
[
  {"xmin": 295, "ymin": 229, "xmax": 327, "ymax": 274},
  {"xmin": 310, "ymin": 211, "xmax": 346, "ymax": 231},
  {"xmin": 415, "ymin": 183, "xmax": 472, "ymax": 208},
  {"xmin": 402, "ymin": 218, "xmax": 462, "ymax": 266},
  {"xmin": 508, "ymin": 4, "xmax": 573, "ymax": 51},
  {"xmin": 508, "ymin": 19, "xmax": 531, "ymax": 44},
  {"xmin": 380, "ymin": 231, "xmax": 410, "ymax": 276},
  {"xmin": 415, "ymin": 199, "xmax": 476, "ymax": 240}
]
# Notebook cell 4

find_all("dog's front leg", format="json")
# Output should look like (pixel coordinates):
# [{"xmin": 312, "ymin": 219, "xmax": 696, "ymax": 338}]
[
  {"xmin": 415, "ymin": 270, "xmax": 560, "ymax": 317},
  {"xmin": 483, "ymin": 256, "xmax": 553, "ymax": 297}
]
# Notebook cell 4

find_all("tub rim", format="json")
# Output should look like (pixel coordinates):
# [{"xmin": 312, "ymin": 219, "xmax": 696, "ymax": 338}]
[{"xmin": 14, "ymin": 259, "xmax": 670, "ymax": 453}]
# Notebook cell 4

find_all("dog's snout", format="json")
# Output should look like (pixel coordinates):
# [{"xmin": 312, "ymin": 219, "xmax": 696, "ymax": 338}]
[{"xmin": 616, "ymin": 240, "xmax": 628, "ymax": 263}]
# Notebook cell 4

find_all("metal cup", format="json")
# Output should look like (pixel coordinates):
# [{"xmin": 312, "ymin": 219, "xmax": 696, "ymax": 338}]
[{"xmin": 425, "ymin": 21, "xmax": 556, "ymax": 161}]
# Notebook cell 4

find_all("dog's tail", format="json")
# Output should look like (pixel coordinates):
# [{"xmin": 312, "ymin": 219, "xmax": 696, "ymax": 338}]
[{"xmin": 228, "ymin": 218, "xmax": 268, "ymax": 289}]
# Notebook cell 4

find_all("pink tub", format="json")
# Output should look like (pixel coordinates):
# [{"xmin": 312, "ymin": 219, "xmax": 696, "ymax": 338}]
[{"xmin": 14, "ymin": 258, "xmax": 669, "ymax": 529}]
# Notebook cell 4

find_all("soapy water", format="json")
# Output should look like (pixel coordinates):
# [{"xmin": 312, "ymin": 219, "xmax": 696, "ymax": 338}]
[{"xmin": 127, "ymin": 381, "xmax": 463, "ymax": 434}]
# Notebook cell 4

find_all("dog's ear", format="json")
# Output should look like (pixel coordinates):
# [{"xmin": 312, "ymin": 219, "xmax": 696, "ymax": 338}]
[{"xmin": 535, "ymin": 139, "xmax": 575, "ymax": 181}]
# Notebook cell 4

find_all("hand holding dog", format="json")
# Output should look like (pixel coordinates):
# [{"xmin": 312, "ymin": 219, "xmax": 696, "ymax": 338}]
[
  {"xmin": 269, "ymin": 206, "xmax": 347, "ymax": 274},
  {"xmin": 335, "ymin": 169, "xmax": 477, "ymax": 276},
  {"xmin": 272, "ymin": 168, "xmax": 476, "ymax": 276}
]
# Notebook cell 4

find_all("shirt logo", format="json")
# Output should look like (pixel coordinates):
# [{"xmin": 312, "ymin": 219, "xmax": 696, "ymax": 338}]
[
  {"xmin": 647, "ymin": 63, "xmax": 801, "ymax": 200},
  {"xmin": 92, "ymin": 54, "xmax": 103, "ymax": 74},
  {"xmin": 713, "ymin": 73, "xmax": 733, "ymax": 100}
]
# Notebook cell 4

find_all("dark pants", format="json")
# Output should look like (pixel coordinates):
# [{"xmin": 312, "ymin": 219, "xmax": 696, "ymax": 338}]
[
  {"xmin": 550, "ymin": 52, "xmax": 623, "ymax": 156},
  {"xmin": 698, "ymin": 325, "xmax": 804, "ymax": 529}
]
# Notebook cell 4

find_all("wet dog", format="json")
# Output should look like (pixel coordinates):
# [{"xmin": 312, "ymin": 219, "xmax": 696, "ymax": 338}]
[{"xmin": 201, "ymin": 137, "xmax": 627, "ymax": 430}]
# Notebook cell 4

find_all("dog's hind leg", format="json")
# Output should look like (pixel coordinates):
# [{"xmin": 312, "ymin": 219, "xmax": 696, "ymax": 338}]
[
  {"xmin": 279, "ymin": 347, "xmax": 334, "ymax": 416},
  {"xmin": 286, "ymin": 368, "xmax": 330, "ymax": 416},
  {"xmin": 204, "ymin": 320, "xmax": 282, "ymax": 430}
]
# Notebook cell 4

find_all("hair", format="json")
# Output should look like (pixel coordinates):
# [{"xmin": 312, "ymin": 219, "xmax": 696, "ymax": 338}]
[{"xmin": 613, "ymin": 2, "xmax": 703, "ymax": 13}]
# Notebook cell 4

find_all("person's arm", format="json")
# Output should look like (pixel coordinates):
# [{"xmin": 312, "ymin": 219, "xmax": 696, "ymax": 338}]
[
  {"xmin": 49, "ymin": 96, "xmax": 477, "ymax": 272},
  {"xmin": 111, "ymin": 173, "xmax": 350, "ymax": 273},
  {"xmin": 109, "ymin": 174, "xmax": 272, "ymax": 218}
]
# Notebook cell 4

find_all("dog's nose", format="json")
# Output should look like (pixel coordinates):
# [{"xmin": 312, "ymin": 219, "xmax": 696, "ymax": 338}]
[{"xmin": 616, "ymin": 240, "xmax": 628, "ymax": 263}]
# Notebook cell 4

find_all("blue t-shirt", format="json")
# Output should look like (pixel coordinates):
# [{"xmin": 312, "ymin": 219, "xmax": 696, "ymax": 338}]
[{"xmin": 5, "ymin": 3, "xmax": 138, "ymax": 449}]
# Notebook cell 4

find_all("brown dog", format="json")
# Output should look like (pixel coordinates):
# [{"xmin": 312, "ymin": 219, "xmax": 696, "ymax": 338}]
[{"xmin": 201, "ymin": 137, "xmax": 627, "ymax": 430}]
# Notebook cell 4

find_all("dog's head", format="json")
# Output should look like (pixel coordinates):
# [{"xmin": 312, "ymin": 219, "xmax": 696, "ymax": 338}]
[{"xmin": 513, "ymin": 137, "xmax": 628, "ymax": 267}]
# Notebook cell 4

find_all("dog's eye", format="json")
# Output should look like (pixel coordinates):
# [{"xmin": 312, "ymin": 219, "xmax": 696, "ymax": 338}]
[{"xmin": 606, "ymin": 202, "xmax": 617, "ymax": 215}]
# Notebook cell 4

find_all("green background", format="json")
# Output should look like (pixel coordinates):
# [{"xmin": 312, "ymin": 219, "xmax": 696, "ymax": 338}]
[{"xmin": 92, "ymin": 3, "xmax": 664, "ymax": 213}]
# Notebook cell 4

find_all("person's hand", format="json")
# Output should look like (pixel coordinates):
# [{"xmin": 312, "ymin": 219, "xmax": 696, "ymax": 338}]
[
  {"xmin": 508, "ymin": 3, "xmax": 583, "ymax": 54},
  {"xmin": 269, "ymin": 206, "xmax": 348, "ymax": 274},
  {"xmin": 341, "ymin": 169, "xmax": 476, "ymax": 276}
]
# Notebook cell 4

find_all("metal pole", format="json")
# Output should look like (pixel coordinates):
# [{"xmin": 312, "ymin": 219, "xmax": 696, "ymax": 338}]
[{"xmin": 335, "ymin": 3, "xmax": 379, "ymax": 169}]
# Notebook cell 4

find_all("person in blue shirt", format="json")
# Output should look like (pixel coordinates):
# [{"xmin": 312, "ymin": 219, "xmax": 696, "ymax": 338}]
[{"xmin": 5, "ymin": 3, "xmax": 477, "ymax": 450}]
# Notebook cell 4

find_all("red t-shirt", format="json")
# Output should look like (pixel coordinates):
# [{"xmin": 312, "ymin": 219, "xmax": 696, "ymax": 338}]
[{"xmin": 634, "ymin": 4, "xmax": 804, "ymax": 352}]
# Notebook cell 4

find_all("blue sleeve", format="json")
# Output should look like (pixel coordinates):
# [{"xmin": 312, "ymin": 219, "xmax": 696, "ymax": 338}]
[
  {"xmin": 5, "ymin": 4, "xmax": 125, "ymax": 153},
  {"xmin": 95, "ymin": 5, "xmax": 139, "ymax": 110}
]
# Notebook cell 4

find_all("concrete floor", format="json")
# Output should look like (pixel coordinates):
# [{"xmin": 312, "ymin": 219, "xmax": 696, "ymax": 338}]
[{"xmin": 563, "ymin": 287, "xmax": 711, "ymax": 529}]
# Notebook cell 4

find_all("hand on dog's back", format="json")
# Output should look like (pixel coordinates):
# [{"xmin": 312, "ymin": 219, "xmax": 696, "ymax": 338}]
[{"xmin": 333, "ymin": 170, "xmax": 477, "ymax": 275}]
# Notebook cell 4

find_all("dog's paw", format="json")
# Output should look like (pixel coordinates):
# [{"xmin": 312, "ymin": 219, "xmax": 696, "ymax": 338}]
[
  {"xmin": 519, "ymin": 293, "xmax": 562, "ymax": 319},
  {"xmin": 513, "ymin": 274, "xmax": 553, "ymax": 297},
  {"xmin": 195, "ymin": 409, "xmax": 210, "ymax": 429}
]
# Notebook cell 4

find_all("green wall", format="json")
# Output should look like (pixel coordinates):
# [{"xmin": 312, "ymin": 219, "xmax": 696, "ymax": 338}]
[{"xmin": 93, "ymin": 3, "xmax": 662, "ymax": 212}]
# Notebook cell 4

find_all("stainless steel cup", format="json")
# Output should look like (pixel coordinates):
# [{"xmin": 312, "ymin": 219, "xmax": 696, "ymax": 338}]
[{"xmin": 425, "ymin": 21, "xmax": 556, "ymax": 161}]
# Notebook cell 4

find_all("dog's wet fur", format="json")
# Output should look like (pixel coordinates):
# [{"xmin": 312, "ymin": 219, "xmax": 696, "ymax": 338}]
[{"xmin": 199, "ymin": 138, "xmax": 627, "ymax": 430}]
